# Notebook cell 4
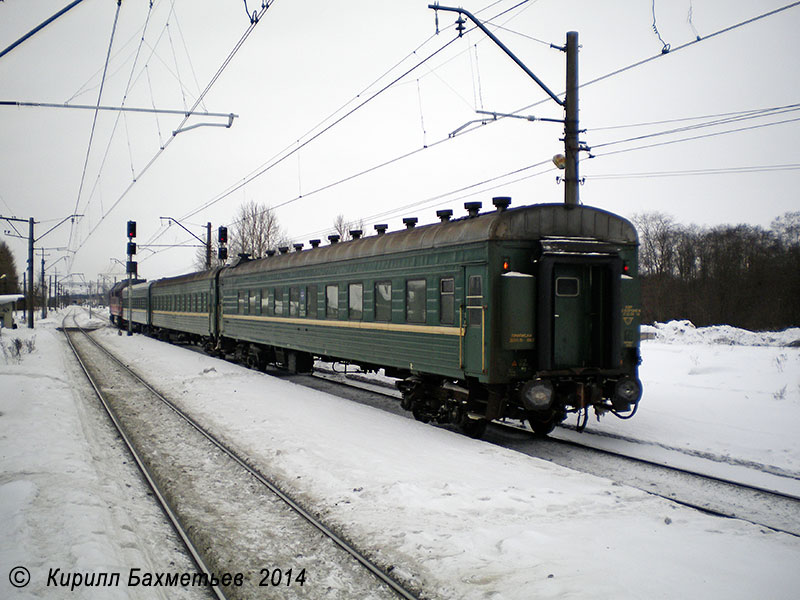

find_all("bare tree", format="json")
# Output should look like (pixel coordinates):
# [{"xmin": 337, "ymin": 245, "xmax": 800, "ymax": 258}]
[
  {"xmin": 632, "ymin": 212, "xmax": 676, "ymax": 276},
  {"xmin": 333, "ymin": 214, "xmax": 365, "ymax": 241},
  {"xmin": 230, "ymin": 200, "xmax": 288, "ymax": 259},
  {"xmin": 193, "ymin": 241, "xmax": 226, "ymax": 272}
]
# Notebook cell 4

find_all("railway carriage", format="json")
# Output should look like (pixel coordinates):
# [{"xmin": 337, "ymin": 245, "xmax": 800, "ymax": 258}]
[
  {"xmin": 118, "ymin": 280, "xmax": 150, "ymax": 332},
  {"xmin": 111, "ymin": 198, "xmax": 642, "ymax": 437},
  {"xmin": 216, "ymin": 199, "xmax": 642, "ymax": 437},
  {"xmin": 149, "ymin": 270, "xmax": 219, "ymax": 347},
  {"xmin": 108, "ymin": 279, "xmax": 143, "ymax": 326}
]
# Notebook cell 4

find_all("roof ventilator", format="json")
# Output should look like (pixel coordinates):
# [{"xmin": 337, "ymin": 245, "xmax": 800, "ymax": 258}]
[
  {"xmin": 492, "ymin": 196, "xmax": 511, "ymax": 212},
  {"xmin": 293, "ymin": 243, "xmax": 304, "ymax": 252},
  {"xmin": 266, "ymin": 249, "xmax": 276, "ymax": 257},
  {"xmin": 278, "ymin": 246, "xmax": 289, "ymax": 254},
  {"xmin": 328, "ymin": 234, "xmax": 340, "ymax": 244},
  {"xmin": 309, "ymin": 239, "xmax": 321, "ymax": 248},
  {"xmin": 349, "ymin": 229, "xmax": 363, "ymax": 240},
  {"xmin": 437, "ymin": 209, "xmax": 453, "ymax": 222},
  {"xmin": 465, "ymin": 201, "xmax": 482, "ymax": 218},
  {"xmin": 403, "ymin": 217, "xmax": 418, "ymax": 229},
  {"xmin": 374, "ymin": 224, "xmax": 388, "ymax": 236}
]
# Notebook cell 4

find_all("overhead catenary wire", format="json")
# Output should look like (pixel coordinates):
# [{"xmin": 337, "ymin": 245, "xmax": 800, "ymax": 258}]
[
  {"xmin": 67, "ymin": 0, "xmax": 123, "ymax": 253},
  {"xmin": 589, "ymin": 163, "xmax": 800, "ymax": 180},
  {"xmin": 242, "ymin": 2, "xmax": 800, "ymax": 235},
  {"xmin": 177, "ymin": 0, "xmax": 535, "ymax": 225},
  {"xmin": 72, "ymin": 0, "xmax": 277, "ymax": 258},
  {"xmin": 590, "ymin": 103, "xmax": 800, "ymax": 149}
]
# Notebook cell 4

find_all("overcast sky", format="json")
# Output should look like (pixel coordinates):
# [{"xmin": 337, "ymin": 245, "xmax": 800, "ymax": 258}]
[{"xmin": 1, "ymin": 0, "xmax": 798, "ymax": 289}]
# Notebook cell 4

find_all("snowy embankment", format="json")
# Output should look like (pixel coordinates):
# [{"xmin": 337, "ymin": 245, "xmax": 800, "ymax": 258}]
[{"xmin": 1, "ymin": 310, "xmax": 799, "ymax": 599}]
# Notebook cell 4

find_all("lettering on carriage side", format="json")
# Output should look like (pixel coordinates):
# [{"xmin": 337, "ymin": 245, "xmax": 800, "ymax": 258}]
[
  {"xmin": 621, "ymin": 305, "xmax": 641, "ymax": 325},
  {"xmin": 508, "ymin": 333, "xmax": 534, "ymax": 344}
]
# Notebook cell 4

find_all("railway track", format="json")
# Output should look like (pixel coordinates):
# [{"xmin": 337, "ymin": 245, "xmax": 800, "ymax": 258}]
[
  {"xmin": 306, "ymin": 366, "xmax": 800, "ymax": 538},
  {"xmin": 62, "ymin": 313, "xmax": 420, "ymax": 600}
]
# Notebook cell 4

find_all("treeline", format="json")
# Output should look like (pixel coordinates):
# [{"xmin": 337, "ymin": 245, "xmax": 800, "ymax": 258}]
[{"xmin": 632, "ymin": 212, "xmax": 800, "ymax": 330}]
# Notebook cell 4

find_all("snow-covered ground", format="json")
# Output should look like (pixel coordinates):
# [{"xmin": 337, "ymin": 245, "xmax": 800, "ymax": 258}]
[{"xmin": 1, "ymin": 308, "xmax": 799, "ymax": 599}]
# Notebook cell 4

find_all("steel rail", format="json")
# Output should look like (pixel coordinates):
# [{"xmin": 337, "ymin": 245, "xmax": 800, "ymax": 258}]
[
  {"xmin": 307, "ymin": 369, "xmax": 800, "ymax": 537},
  {"xmin": 74, "ymin": 318, "xmax": 419, "ymax": 600},
  {"xmin": 61, "ymin": 314, "xmax": 227, "ymax": 600},
  {"xmin": 314, "ymin": 368, "xmax": 800, "ymax": 503},
  {"xmin": 549, "ymin": 424, "xmax": 800, "ymax": 502}
]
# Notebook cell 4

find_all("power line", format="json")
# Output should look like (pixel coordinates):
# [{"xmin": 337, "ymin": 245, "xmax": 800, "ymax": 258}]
[
  {"xmin": 207, "ymin": 1, "xmax": 800, "ymax": 237},
  {"xmin": 72, "ymin": 0, "xmax": 276, "ymax": 257},
  {"xmin": 178, "ymin": 0, "xmax": 536, "ymax": 225},
  {"xmin": 589, "ymin": 163, "xmax": 800, "ymax": 180},
  {"xmin": 594, "ymin": 116, "xmax": 800, "ymax": 158},
  {"xmin": 591, "ymin": 104, "xmax": 800, "ymax": 149},
  {"xmin": 179, "ymin": 35, "xmax": 462, "ymax": 223},
  {"xmin": 68, "ymin": 1, "xmax": 123, "ymax": 253}
]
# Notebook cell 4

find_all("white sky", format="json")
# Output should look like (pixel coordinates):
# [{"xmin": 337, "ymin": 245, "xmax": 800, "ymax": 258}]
[{"xmin": 1, "ymin": 0, "xmax": 798, "ymax": 289}]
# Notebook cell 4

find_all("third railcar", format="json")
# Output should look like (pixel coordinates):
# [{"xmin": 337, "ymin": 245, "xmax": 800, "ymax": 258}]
[{"xmin": 116, "ymin": 199, "xmax": 643, "ymax": 437}]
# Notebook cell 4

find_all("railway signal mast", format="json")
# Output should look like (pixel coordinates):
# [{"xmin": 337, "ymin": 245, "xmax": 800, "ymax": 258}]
[
  {"xmin": 429, "ymin": 4, "xmax": 583, "ymax": 207},
  {"xmin": 126, "ymin": 220, "xmax": 136, "ymax": 336}
]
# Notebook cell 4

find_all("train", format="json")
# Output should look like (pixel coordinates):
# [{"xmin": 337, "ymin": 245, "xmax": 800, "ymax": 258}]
[{"xmin": 109, "ymin": 198, "xmax": 643, "ymax": 438}]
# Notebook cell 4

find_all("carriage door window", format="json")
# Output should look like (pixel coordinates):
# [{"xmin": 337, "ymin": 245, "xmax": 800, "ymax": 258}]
[
  {"xmin": 307, "ymin": 285, "xmax": 317, "ymax": 318},
  {"xmin": 440, "ymin": 277, "xmax": 455, "ymax": 324},
  {"xmin": 556, "ymin": 277, "xmax": 580, "ymax": 297},
  {"xmin": 349, "ymin": 283, "xmax": 363, "ymax": 320},
  {"xmin": 467, "ymin": 275, "xmax": 483, "ymax": 325},
  {"xmin": 326, "ymin": 284, "xmax": 339, "ymax": 318},
  {"xmin": 375, "ymin": 281, "xmax": 392, "ymax": 322},
  {"xmin": 290, "ymin": 287, "xmax": 300, "ymax": 317},
  {"xmin": 406, "ymin": 279, "xmax": 426, "ymax": 323}
]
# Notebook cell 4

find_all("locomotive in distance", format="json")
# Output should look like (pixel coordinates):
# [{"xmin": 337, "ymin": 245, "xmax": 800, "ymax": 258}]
[{"xmin": 109, "ymin": 197, "xmax": 643, "ymax": 438}]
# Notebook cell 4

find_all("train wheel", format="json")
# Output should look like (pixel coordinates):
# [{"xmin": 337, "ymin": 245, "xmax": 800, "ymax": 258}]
[
  {"xmin": 459, "ymin": 417, "xmax": 488, "ymax": 439},
  {"xmin": 527, "ymin": 413, "xmax": 557, "ymax": 437},
  {"xmin": 411, "ymin": 407, "xmax": 431, "ymax": 423}
]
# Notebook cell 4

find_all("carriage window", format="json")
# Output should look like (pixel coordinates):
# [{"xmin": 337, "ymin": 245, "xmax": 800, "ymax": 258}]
[
  {"xmin": 375, "ymin": 281, "xmax": 391, "ymax": 322},
  {"xmin": 467, "ymin": 275, "xmax": 482, "ymax": 326},
  {"xmin": 349, "ymin": 283, "xmax": 363, "ymax": 320},
  {"xmin": 261, "ymin": 288, "xmax": 270, "ymax": 315},
  {"xmin": 250, "ymin": 289, "xmax": 259, "ymax": 315},
  {"xmin": 406, "ymin": 279, "xmax": 426, "ymax": 324},
  {"xmin": 556, "ymin": 277, "xmax": 580, "ymax": 297},
  {"xmin": 307, "ymin": 285, "xmax": 317, "ymax": 318},
  {"xmin": 274, "ymin": 288, "xmax": 284, "ymax": 316},
  {"xmin": 326, "ymin": 284, "xmax": 339, "ymax": 318},
  {"xmin": 238, "ymin": 290, "xmax": 247, "ymax": 314},
  {"xmin": 440, "ymin": 277, "xmax": 454, "ymax": 324},
  {"xmin": 290, "ymin": 287, "xmax": 300, "ymax": 317}
]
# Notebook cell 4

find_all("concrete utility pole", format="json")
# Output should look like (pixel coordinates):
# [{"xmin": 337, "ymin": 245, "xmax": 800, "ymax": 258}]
[
  {"xmin": 40, "ymin": 248, "xmax": 48, "ymax": 319},
  {"xmin": 28, "ymin": 218, "xmax": 34, "ymax": 327},
  {"xmin": 206, "ymin": 222, "xmax": 212, "ymax": 270},
  {"xmin": 563, "ymin": 31, "xmax": 580, "ymax": 208},
  {"xmin": 429, "ymin": 5, "xmax": 582, "ymax": 207}
]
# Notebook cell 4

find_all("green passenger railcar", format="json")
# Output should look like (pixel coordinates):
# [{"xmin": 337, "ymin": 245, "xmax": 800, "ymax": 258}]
[
  {"xmin": 150, "ymin": 270, "xmax": 218, "ymax": 346},
  {"xmin": 216, "ymin": 200, "xmax": 642, "ymax": 437}
]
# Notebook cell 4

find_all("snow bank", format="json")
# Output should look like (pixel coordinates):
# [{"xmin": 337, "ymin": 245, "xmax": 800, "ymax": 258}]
[{"xmin": 642, "ymin": 320, "xmax": 800, "ymax": 347}]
